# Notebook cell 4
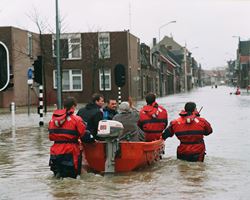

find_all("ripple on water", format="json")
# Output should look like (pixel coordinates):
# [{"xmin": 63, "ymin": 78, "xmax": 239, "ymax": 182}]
[{"xmin": 1, "ymin": 86, "xmax": 250, "ymax": 200}]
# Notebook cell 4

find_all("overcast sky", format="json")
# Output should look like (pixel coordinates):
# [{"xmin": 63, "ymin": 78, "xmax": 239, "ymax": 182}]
[{"xmin": 1, "ymin": 0, "xmax": 250, "ymax": 69}]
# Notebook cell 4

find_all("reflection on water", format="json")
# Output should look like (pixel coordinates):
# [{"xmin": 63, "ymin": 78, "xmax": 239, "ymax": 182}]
[{"xmin": 0, "ymin": 86, "xmax": 250, "ymax": 200}]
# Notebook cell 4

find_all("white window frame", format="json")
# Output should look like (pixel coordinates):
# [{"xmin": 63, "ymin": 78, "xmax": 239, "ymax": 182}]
[
  {"xmin": 98, "ymin": 32, "xmax": 110, "ymax": 59},
  {"xmin": 53, "ymin": 69, "xmax": 83, "ymax": 91},
  {"xmin": 99, "ymin": 68, "xmax": 111, "ymax": 91},
  {"xmin": 27, "ymin": 32, "xmax": 33, "ymax": 57},
  {"xmin": 52, "ymin": 33, "xmax": 82, "ymax": 60}
]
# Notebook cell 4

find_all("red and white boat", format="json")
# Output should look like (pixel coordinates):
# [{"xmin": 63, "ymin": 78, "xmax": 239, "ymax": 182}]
[{"xmin": 83, "ymin": 120, "xmax": 165, "ymax": 173}]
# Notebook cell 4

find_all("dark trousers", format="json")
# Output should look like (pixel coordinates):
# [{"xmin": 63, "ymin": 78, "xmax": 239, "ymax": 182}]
[
  {"xmin": 177, "ymin": 153, "xmax": 205, "ymax": 162},
  {"xmin": 49, "ymin": 153, "xmax": 78, "ymax": 179}
]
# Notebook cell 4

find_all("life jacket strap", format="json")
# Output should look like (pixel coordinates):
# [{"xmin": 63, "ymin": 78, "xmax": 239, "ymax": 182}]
[
  {"xmin": 181, "ymin": 139, "xmax": 204, "ymax": 144},
  {"xmin": 54, "ymin": 140, "xmax": 78, "ymax": 144}
]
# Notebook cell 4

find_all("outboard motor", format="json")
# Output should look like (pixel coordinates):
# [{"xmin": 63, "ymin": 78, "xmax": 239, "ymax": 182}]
[{"xmin": 97, "ymin": 120, "xmax": 124, "ymax": 173}]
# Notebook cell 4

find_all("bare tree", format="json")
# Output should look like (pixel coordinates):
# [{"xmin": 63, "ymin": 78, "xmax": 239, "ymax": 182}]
[
  {"xmin": 27, "ymin": 8, "xmax": 51, "ymax": 112},
  {"xmin": 83, "ymin": 31, "xmax": 119, "ymax": 96},
  {"xmin": 27, "ymin": 8, "xmax": 82, "ymax": 109}
]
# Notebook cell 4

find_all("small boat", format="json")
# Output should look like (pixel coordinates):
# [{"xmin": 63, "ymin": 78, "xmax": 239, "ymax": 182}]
[{"xmin": 82, "ymin": 120, "xmax": 165, "ymax": 173}]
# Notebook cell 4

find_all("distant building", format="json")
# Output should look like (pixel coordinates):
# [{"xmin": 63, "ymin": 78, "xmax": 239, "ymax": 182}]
[
  {"xmin": 237, "ymin": 40, "xmax": 250, "ymax": 88},
  {"xmin": 201, "ymin": 68, "xmax": 227, "ymax": 86},
  {"xmin": 227, "ymin": 60, "xmax": 237, "ymax": 86},
  {"xmin": 140, "ymin": 43, "xmax": 158, "ymax": 97},
  {"xmin": 152, "ymin": 35, "xmax": 197, "ymax": 93}
]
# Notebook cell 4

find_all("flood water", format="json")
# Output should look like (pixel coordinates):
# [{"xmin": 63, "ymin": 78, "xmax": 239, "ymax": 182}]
[{"xmin": 0, "ymin": 86, "xmax": 250, "ymax": 200}]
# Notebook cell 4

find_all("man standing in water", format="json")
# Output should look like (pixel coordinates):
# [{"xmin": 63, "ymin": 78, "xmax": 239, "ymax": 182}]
[
  {"xmin": 138, "ymin": 93, "xmax": 168, "ymax": 142},
  {"xmin": 162, "ymin": 102, "xmax": 213, "ymax": 162},
  {"xmin": 48, "ymin": 97, "xmax": 86, "ymax": 178}
]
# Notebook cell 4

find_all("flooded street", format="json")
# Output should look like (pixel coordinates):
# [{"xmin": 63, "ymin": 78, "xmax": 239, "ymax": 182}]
[{"xmin": 1, "ymin": 86, "xmax": 250, "ymax": 200}]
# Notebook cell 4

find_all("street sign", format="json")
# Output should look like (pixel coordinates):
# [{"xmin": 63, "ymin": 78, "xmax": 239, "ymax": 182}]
[
  {"xmin": 27, "ymin": 67, "xmax": 33, "ymax": 79},
  {"xmin": 27, "ymin": 79, "xmax": 33, "ymax": 85}
]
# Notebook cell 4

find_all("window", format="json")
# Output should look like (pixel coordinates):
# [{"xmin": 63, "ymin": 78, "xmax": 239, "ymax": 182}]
[
  {"xmin": 99, "ymin": 69, "xmax": 111, "ymax": 91},
  {"xmin": 53, "ymin": 69, "xmax": 82, "ymax": 91},
  {"xmin": 52, "ymin": 33, "xmax": 81, "ymax": 59},
  {"xmin": 98, "ymin": 32, "xmax": 110, "ymax": 59},
  {"xmin": 27, "ymin": 32, "xmax": 33, "ymax": 57}
]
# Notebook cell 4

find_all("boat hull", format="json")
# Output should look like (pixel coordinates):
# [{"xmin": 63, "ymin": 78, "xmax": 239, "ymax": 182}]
[{"xmin": 83, "ymin": 139, "xmax": 165, "ymax": 173}]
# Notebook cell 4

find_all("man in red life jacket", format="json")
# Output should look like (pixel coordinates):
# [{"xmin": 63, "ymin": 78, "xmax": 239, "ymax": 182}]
[
  {"xmin": 138, "ymin": 93, "xmax": 168, "ymax": 142},
  {"xmin": 48, "ymin": 97, "xmax": 88, "ymax": 178},
  {"xmin": 235, "ymin": 86, "xmax": 241, "ymax": 95},
  {"xmin": 162, "ymin": 102, "xmax": 213, "ymax": 162}
]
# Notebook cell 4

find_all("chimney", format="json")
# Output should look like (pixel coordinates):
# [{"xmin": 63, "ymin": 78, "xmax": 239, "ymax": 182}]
[{"xmin": 153, "ymin": 38, "xmax": 157, "ymax": 46}]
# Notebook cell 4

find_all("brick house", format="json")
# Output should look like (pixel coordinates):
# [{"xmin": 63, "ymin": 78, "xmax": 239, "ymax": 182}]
[
  {"xmin": 41, "ymin": 31, "xmax": 141, "ymax": 106},
  {"xmin": 0, "ymin": 26, "xmax": 40, "ymax": 107},
  {"xmin": 140, "ymin": 43, "xmax": 159, "ymax": 97},
  {"xmin": 151, "ymin": 38, "xmax": 181, "ymax": 96},
  {"xmin": 0, "ymin": 27, "xmax": 141, "ymax": 107}
]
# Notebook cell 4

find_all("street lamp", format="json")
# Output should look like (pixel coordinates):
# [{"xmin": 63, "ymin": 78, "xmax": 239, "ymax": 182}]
[
  {"xmin": 232, "ymin": 35, "xmax": 241, "ymax": 41},
  {"xmin": 55, "ymin": 0, "xmax": 62, "ymax": 109},
  {"xmin": 158, "ymin": 20, "xmax": 176, "ymax": 42},
  {"xmin": 183, "ymin": 45, "xmax": 198, "ymax": 92},
  {"xmin": 190, "ymin": 46, "xmax": 199, "ymax": 51}
]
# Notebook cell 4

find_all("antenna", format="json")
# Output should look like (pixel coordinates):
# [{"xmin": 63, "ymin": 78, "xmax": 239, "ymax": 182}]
[
  {"xmin": 129, "ymin": 1, "xmax": 132, "ymax": 31},
  {"xmin": 198, "ymin": 106, "xmax": 203, "ymax": 114}
]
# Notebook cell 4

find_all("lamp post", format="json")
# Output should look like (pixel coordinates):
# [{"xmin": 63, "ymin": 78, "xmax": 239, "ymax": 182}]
[
  {"xmin": 184, "ymin": 44, "xmax": 187, "ymax": 91},
  {"xmin": 232, "ymin": 36, "xmax": 241, "ymax": 87},
  {"xmin": 190, "ymin": 46, "xmax": 199, "ymax": 51},
  {"xmin": 55, "ymin": 0, "xmax": 62, "ymax": 109},
  {"xmin": 158, "ymin": 20, "xmax": 176, "ymax": 42}
]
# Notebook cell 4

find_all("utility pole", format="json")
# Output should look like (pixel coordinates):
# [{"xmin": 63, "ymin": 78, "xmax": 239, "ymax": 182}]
[
  {"xmin": 55, "ymin": 0, "xmax": 62, "ymax": 109},
  {"xmin": 184, "ymin": 44, "xmax": 188, "ymax": 92}
]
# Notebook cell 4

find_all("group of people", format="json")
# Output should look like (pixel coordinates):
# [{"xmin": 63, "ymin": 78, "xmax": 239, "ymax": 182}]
[{"xmin": 48, "ymin": 92, "xmax": 213, "ymax": 179}]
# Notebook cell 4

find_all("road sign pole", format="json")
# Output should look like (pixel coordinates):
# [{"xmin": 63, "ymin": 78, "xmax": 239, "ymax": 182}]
[
  {"xmin": 27, "ymin": 68, "xmax": 33, "ymax": 116},
  {"xmin": 28, "ymin": 85, "xmax": 30, "ymax": 116}
]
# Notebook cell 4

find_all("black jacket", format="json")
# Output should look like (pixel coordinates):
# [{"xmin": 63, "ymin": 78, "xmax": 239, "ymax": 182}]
[{"xmin": 77, "ymin": 103, "xmax": 103, "ymax": 138}]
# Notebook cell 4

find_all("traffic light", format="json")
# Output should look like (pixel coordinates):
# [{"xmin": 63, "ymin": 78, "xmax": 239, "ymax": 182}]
[
  {"xmin": 0, "ymin": 42, "xmax": 10, "ymax": 91},
  {"xmin": 7, "ymin": 73, "xmax": 14, "ymax": 89},
  {"xmin": 1, "ymin": 71, "xmax": 14, "ymax": 91},
  {"xmin": 114, "ymin": 64, "xmax": 126, "ymax": 87},
  {"xmin": 33, "ymin": 56, "xmax": 43, "ymax": 84}
]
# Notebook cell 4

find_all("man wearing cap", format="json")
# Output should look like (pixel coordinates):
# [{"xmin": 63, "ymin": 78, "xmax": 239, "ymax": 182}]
[{"xmin": 113, "ymin": 101, "xmax": 144, "ymax": 141}]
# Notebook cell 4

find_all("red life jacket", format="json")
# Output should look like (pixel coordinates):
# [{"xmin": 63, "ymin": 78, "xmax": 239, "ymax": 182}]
[
  {"xmin": 168, "ymin": 110, "xmax": 212, "ymax": 161},
  {"xmin": 138, "ymin": 102, "xmax": 168, "ymax": 141},
  {"xmin": 235, "ymin": 89, "xmax": 241, "ymax": 95},
  {"xmin": 48, "ymin": 108, "xmax": 86, "ymax": 173}
]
